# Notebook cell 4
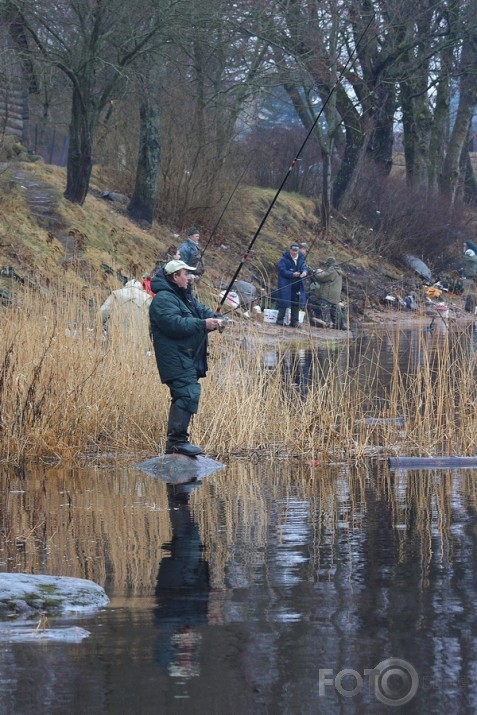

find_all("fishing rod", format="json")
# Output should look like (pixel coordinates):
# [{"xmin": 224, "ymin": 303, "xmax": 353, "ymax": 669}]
[
  {"xmin": 195, "ymin": 242, "xmax": 358, "ymax": 318},
  {"xmin": 216, "ymin": 13, "xmax": 376, "ymax": 313}
]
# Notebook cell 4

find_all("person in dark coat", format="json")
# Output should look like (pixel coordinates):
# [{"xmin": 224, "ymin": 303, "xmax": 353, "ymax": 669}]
[
  {"xmin": 149, "ymin": 259, "xmax": 223, "ymax": 456},
  {"xmin": 275, "ymin": 244, "xmax": 308, "ymax": 326},
  {"xmin": 298, "ymin": 243, "xmax": 309, "ymax": 308}
]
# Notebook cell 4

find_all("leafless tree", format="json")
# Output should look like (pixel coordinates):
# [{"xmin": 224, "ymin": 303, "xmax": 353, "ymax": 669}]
[
  {"xmin": 439, "ymin": 0, "xmax": 477, "ymax": 205},
  {"xmin": 241, "ymin": 0, "xmax": 474, "ymax": 212},
  {"xmin": 5, "ymin": 0, "xmax": 183, "ymax": 204}
]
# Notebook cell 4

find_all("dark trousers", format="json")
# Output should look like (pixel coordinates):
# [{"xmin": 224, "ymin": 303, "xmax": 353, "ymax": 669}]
[{"xmin": 308, "ymin": 298, "xmax": 345, "ymax": 329}]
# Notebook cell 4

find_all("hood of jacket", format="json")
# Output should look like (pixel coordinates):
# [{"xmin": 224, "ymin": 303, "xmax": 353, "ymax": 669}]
[{"xmin": 150, "ymin": 269, "xmax": 181, "ymax": 297}]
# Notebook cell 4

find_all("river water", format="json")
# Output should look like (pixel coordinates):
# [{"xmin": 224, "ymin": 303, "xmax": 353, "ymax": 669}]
[{"xmin": 1, "ymin": 324, "xmax": 477, "ymax": 714}]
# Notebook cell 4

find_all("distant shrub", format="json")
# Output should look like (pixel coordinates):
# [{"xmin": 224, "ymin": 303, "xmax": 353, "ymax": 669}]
[{"xmin": 345, "ymin": 171, "xmax": 474, "ymax": 274}]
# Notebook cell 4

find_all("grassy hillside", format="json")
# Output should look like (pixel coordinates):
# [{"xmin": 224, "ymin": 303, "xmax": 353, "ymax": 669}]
[
  {"xmin": 0, "ymin": 157, "xmax": 412, "ymax": 312},
  {"xmin": 0, "ymin": 161, "xmax": 171, "ymax": 296}
]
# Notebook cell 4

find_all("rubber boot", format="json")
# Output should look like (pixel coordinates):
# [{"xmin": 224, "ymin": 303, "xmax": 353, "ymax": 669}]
[{"xmin": 165, "ymin": 403, "xmax": 203, "ymax": 456}]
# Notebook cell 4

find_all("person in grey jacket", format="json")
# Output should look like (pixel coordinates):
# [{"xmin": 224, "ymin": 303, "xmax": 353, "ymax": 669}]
[
  {"xmin": 149, "ymin": 260, "xmax": 223, "ymax": 456},
  {"xmin": 462, "ymin": 248, "xmax": 477, "ymax": 278}
]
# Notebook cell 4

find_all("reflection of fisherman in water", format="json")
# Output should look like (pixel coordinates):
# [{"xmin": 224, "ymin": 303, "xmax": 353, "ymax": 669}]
[
  {"xmin": 155, "ymin": 482, "xmax": 210, "ymax": 679},
  {"xmin": 282, "ymin": 349, "xmax": 314, "ymax": 401}
]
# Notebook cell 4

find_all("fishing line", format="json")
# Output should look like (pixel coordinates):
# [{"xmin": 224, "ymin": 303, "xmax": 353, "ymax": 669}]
[
  {"xmin": 216, "ymin": 12, "xmax": 376, "ymax": 312},
  {"xmin": 198, "ymin": 158, "xmax": 253, "ymax": 263},
  {"xmin": 196, "ymin": 258, "xmax": 346, "ymax": 321}
]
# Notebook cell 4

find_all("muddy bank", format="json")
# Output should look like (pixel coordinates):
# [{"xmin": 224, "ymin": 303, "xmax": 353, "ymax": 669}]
[{"xmin": 225, "ymin": 291, "xmax": 476, "ymax": 348}]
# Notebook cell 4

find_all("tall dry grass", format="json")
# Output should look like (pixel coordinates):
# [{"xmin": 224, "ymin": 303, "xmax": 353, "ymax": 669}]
[{"xmin": 0, "ymin": 280, "xmax": 476, "ymax": 464}]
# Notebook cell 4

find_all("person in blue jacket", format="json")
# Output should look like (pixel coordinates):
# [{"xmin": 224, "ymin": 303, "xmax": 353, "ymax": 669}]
[
  {"xmin": 179, "ymin": 227, "xmax": 204, "ymax": 296},
  {"xmin": 149, "ymin": 259, "xmax": 223, "ymax": 456},
  {"xmin": 275, "ymin": 244, "xmax": 308, "ymax": 326},
  {"xmin": 179, "ymin": 227, "xmax": 204, "ymax": 273}
]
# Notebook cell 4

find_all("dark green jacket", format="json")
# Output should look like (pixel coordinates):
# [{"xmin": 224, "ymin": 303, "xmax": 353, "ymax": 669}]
[
  {"xmin": 149, "ymin": 271, "xmax": 219, "ymax": 384},
  {"xmin": 308, "ymin": 266, "xmax": 342, "ymax": 305}
]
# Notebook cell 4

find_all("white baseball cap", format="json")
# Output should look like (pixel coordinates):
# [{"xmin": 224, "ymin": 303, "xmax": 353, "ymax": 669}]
[{"xmin": 163, "ymin": 259, "xmax": 197, "ymax": 275}]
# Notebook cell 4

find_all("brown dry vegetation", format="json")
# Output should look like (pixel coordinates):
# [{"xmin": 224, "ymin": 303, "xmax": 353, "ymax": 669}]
[
  {"xmin": 0, "ymin": 278, "xmax": 475, "ymax": 465},
  {"xmin": 0, "ymin": 159, "xmax": 476, "ymax": 465}
]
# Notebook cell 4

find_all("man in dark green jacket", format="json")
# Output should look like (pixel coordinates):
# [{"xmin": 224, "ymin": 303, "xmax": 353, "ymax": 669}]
[{"xmin": 149, "ymin": 260, "xmax": 223, "ymax": 456}]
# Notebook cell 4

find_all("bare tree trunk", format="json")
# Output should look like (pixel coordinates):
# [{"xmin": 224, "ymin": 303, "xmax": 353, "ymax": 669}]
[
  {"xmin": 400, "ymin": 78, "xmax": 432, "ymax": 192},
  {"xmin": 428, "ymin": 61, "xmax": 451, "ymax": 192},
  {"xmin": 463, "ymin": 144, "xmax": 477, "ymax": 205},
  {"xmin": 439, "ymin": 32, "xmax": 477, "ymax": 206},
  {"xmin": 332, "ymin": 112, "xmax": 365, "ymax": 208},
  {"xmin": 64, "ymin": 86, "xmax": 93, "ymax": 205},
  {"xmin": 128, "ymin": 88, "xmax": 160, "ymax": 225},
  {"xmin": 338, "ymin": 121, "xmax": 373, "ymax": 213},
  {"xmin": 321, "ymin": 148, "xmax": 331, "ymax": 230},
  {"xmin": 367, "ymin": 82, "xmax": 396, "ymax": 176}
]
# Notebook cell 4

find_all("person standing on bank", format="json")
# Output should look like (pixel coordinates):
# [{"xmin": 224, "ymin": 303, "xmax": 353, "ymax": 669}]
[
  {"xmin": 152, "ymin": 245, "xmax": 181, "ymax": 277},
  {"xmin": 179, "ymin": 227, "xmax": 204, "ymax": 274},
  {"xmin": 149, "ymin": 259, "xmax": 223, "ymax": 456},
  {"xmin": 298, "ymin": 242, "xmax": 309, "ymax": 308},
  {"xmin": 307, "ymin": 257, "xmax": 346, "ymax": 330},
  {"xmin": 179, "ymin": 227, "xmax": 204, "ymax": 297},
  {"xmin": 275, "ymin": 243, "xmax": 308, "ymax": 326}
]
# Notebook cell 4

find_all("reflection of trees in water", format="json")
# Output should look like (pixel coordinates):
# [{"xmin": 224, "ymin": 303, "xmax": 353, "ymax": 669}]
[
  {"xmin": 191, "ymin": 460, "xmax": 477, "ymax": 711},
  {"xmin": 263, "ymin": 344, "xmax": 348, "ymax": 401},
  {"xmin": 3, "ymin": 457, "xmax": 477, "ymax": 710},
  {"xmin": 193, "ymin": 461, "xmax": 368, "ymax": 590},
  {"xmin": 0, "ymin": 465, "xmax": 171, "ymax": 594},
  {"xmin": 194, "ymin": 459, "xmax": 477, "ymax": 588}
]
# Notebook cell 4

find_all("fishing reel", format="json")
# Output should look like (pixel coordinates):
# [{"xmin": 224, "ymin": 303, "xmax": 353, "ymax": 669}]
[{"xmin": 218, "ymin": 317, "xmax": 232, "ymax": 333}]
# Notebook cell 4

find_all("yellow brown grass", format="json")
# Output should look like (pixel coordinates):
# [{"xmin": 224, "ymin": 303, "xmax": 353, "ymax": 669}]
[{"xmin": 0, "ymin": 282, "xmax": 476, "ymax": 465}]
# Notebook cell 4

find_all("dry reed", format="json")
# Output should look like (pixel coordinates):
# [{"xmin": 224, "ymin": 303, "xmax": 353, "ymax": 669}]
[{"xmin": 0, "ymin": 281, "xmax": 476, "ymax": 464}]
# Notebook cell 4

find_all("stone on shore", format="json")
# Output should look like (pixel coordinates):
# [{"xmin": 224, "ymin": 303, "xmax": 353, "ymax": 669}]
[{"xmin": 0, "ymin": 573, "xmax": 109, "ymax": 617}]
